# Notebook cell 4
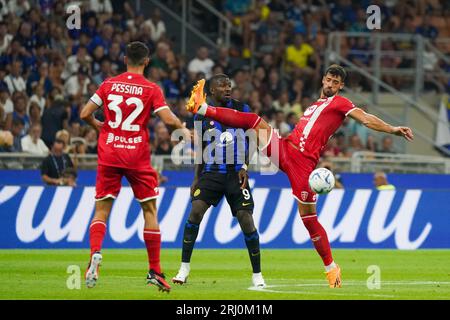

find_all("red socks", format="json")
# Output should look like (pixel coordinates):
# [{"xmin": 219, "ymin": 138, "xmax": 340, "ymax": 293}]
[
  {"xmin": 89, "ymin": 222, "xmax": 163, "ymax": 274},
  {"xmin": 301, "ymin": 214, "xmax": 333, "ymax": 266},
  {"xmin": 143, "ymin": 229, "xmax": 162, "ymax": 274},
  {"xmin": 205, "ymin": 106, "xmax": 261, "ymax": 129},
  {"xmin": 89, "ymin": 220, "xmax": 106, "ymax": 256}
]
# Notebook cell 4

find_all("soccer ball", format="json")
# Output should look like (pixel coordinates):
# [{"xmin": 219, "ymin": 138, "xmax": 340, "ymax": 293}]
[{"xmin": 308, "ymin": 168, "xmax": 335, "ymax": 194}]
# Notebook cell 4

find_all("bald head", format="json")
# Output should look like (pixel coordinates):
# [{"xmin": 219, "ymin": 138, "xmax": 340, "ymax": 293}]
[{"xmin": 210, "ymin": 74, "xmax": 229, "ymax": 88}]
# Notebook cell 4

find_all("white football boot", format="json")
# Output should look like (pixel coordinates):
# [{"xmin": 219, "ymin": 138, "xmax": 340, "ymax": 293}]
[
  {"xmin": 85, "ymin": 252, "xmax": 102, "ymax": 288},
  {"xmin": 252, "ymin": 272, "xmax": 266, "ymax": 288},
  {"xmin": 172, "ymin": 262, "xmax": 190, "ymax": 284}
]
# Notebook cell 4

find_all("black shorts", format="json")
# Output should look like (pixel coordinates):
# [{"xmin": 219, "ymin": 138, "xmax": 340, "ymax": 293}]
[{"xmin": 191, "ymin": 171, "xmax": 254, "ymax": 216}]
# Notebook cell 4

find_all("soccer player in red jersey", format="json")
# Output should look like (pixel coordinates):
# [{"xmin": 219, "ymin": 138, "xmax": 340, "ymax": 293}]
[
  {"xmin": 80, "ymin": 41, "xmax": 189, "ymax": 292},
  {"xmin": 186, "ymin": 65, "xmax": 414, "ymax": 288}
]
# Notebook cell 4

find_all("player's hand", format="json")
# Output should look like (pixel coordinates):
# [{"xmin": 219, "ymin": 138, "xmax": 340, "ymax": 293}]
[
  {"xmin": 392, "ymin": 126, "xmax": 414, "ymax": 141},
  {"xmin": 181, "ymin": 124, "xmax": 193, "ymax": 142},
  {"xmin": 238, "ymin": 168, "xmax": 249, "ymax": 189},
  {"xmin": 93, "ymin": 119, "xmax": 104, "ymax": 133}
]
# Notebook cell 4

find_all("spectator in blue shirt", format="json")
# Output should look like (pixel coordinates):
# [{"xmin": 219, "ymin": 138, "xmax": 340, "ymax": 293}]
[
  {"xmin": 88, "ymin": 24, "xmax": 114, "ymax": 55},
  {"xmin": 81, "ymin": 15, "xmax": 99, "ymax": 39},
  {"xmin": 285, "ymin": 0, "xmax": 307, "ymax": 35},
  {"xmin": 0, "ymin": 38, "xmax": 35, "ymax": 71},
  {"xmin": 163, "ymin": 69, "xmax": 181, "ymax": 102},
  {"xmin": 330, "ymin": 0, "xmax": 357, "ymax": 29},
  {"xmin": 16, "ymin": 22, "xmax": 37, "ymax": 53},
  {"xmin": 415, "ymin": 17, "xmax": 439, "ymax": 40},
  {"xmin": 10, "ymin": 94, "xmax": 30, "ymax": 137},
  {"xmin": 26, "ymin": 62, "xmax": 53, "ymax": 97}
]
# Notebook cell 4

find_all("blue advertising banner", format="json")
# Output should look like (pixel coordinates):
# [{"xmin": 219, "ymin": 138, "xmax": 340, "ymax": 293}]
[
  {"xmin": 2, "ymin": 170, "xmax": 450, "ymax": 189},
  {"xmin": 0, "ymin": 170, "xmax": 449, "ymax": 249}
]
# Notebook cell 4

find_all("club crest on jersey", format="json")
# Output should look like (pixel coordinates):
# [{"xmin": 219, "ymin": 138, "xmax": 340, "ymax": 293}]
[
  {"xmin": 303, "ymin": 105, "xmax": 318, "ymax": 116},
  {"xmin": 219, "ymin": 131, "xmax": 234, "ymax": 147},
  {"xmin": 301, "ymin": 191, "xmax": 309, "ymax": 201}
]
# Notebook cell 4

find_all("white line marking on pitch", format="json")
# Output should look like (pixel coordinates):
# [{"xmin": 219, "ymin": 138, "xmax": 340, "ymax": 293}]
[
  {"xmin": 247, "ymin": 280, "xmax": 450, "ymax": 298},
  {"xmin": 248, "ymin": 285, "xmax": 395, "ymax": 298}
]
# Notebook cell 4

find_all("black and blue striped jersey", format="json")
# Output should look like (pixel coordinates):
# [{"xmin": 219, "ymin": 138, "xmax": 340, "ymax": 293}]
[{"xmin": 194, "ymin": 99, "xmax": 251, "ymax": 174}]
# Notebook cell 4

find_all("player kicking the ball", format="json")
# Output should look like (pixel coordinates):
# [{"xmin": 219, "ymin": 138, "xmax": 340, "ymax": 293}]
[
  {"xmin": 186, "ymin": 65, "xmax": 414, "ymax": 288},
  {"xmin": 80, "ymin": 41, "xmax": 190, "ymax": 292}
]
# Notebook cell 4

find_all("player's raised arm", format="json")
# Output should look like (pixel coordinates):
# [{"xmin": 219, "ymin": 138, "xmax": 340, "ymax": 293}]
[
  {"xmin": 155, "ymin": 107, "xmax": 191, "ymax": 139},
  {"xmin": 80, "ymin": 100, "xmax": 104, "ymax": 133},
  {"xmin": 155, "ymin": 107, "xmax": 183, "ymax": 129},
  {"xmin": 348, "ymin": 108, "xmax": 414, "ymax": 141}
]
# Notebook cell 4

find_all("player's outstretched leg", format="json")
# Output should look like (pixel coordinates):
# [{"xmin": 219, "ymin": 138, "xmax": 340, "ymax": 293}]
[
  {"xmin": 187, "ymin": 79, "xmax": 262, "ymax": 130},
  {"xmin": 187, "ymin": 79, "xmax": 274, "ymax": 155}
]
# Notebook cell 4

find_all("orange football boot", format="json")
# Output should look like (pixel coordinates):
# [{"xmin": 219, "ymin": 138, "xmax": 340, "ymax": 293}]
[
  {"xmin": 325, "ymin": 264, "xmax": 342, "ymax": 288},
  {"xmin": 186, "ymin": 79, "xmax": 206, "ymax": 114}
]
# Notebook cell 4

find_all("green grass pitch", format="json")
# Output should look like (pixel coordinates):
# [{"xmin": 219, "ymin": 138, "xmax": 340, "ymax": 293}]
[{"xmin": 0, "ymin": 249, "xmax": 449, "ymax": 300}]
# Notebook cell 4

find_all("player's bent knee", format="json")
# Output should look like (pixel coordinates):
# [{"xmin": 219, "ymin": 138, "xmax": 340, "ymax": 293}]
[
  {"xmin": 189, "ymin": 206, "xmax": 208, "ymax": 224},
  {"xmin": 94, "ymin": 198, "xmax": 114, "ymax": 220},
  {"xmin": 189, "ymin": 200, "xmax": 209, "ymax": 224},
  {"xmin": 140, "ymin": 199, "xmax": 157, "ymax": 215},
  {"xmin": 188, "ymin": 212, "xmax": 203, "ymax": 225},
  {"xmin": 298, "ymin": 202, "xmax": 317, "ymax": 216}
]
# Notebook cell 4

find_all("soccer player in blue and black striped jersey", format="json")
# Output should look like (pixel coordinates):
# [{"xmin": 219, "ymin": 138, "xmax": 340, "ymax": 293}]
[{"xmin": 172, "ymin": 74, "xmax": 265, "ymax": 288}]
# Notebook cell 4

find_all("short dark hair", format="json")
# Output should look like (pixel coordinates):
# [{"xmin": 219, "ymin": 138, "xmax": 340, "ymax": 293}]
[
  {"xmin": 12, "ymin": 118, "xmax": 25, "ymax": 127},
  {"xmin": 325, "ymin": 64, "xmax": 347, "ymax": 82},
  {"xmin": 125, "ymin": 41, "xmax": 149, "ymax": 66},
  {"xmin": 210, "ymin": 73, "xmax": 229, "ymax": 86},
  {"xmin": 209, "ymin": 73, "xmax": 230, "ymax": 93}
]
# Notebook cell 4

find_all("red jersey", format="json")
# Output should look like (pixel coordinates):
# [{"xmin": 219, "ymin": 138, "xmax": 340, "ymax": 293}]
[
  {"xmin": 286, "ymin": 95, "xmax": 357, "ymax": 163},
  {"xmin": 90, "ymin": 72, "xmax": 169, "ymax": 169}
]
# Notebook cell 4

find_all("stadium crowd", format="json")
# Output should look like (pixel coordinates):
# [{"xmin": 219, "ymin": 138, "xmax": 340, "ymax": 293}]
[{"xmin": 0, "ymin": 0, "xmax": 448, "ymax": 172}]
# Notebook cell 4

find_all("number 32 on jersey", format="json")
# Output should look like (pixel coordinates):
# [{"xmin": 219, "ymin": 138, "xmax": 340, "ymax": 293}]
[{"xmin": 107, "ymin": 93, "xmax": 144, "ymax": 132}]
